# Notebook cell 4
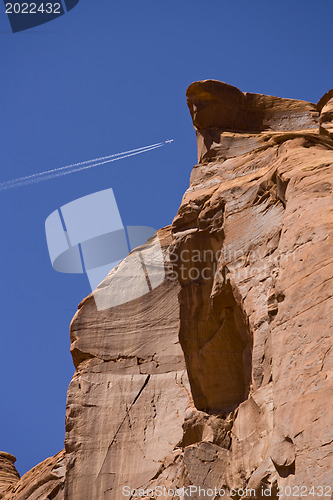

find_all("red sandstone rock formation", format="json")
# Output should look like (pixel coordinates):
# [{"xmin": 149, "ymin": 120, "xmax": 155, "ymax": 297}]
[
  {"xmin": 0, "ymin": 453, "xmax": 19, "ymax": 498},
  {"xmin": 1, "ymin": 451, "xmax": 64, "ymax": 499},
  {"xmin": 3, "ymin": 81, "xmax": 333, "ymax": 499}
]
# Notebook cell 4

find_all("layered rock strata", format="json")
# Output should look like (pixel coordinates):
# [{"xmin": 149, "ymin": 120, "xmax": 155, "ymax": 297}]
[
  {"xmin": 3, "ymin": 81, "xmax": 333, "ymax": 499},
  {"xmin": 0, "ymin": 453, "xmax": 19, "ymax": 498},
  {"xmin": 1, "ymin": 450, "xmax": 65, "ymax": 500},
  {"xmin": 64, "ymin": 227, "xmax": 192, "ymax": 499},
  {"xmin": 168, "ymin": 81, "xmax": 333, "ymax": 496}
]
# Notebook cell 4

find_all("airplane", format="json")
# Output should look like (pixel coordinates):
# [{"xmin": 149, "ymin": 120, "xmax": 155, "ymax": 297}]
[{"xmin": 165, "ymin": 139, "xmax": 174, "ymax": 144}]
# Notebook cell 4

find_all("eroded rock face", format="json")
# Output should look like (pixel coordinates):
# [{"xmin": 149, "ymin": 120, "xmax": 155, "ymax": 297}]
[
  {"xmin": 64, "ymin": 227, "xmax": 193, "ymax": 499},
  {"xmin": 170, "ymin": 80, "xmax": 333, "ymax": 495},
  {"xmin": 186, "ymin": 80, "xmax": 320, "ymax": 161},
  {"xmin": 0, "ymin": 453, "xmax": 19, "ymax": 498},
  {"xmin": 3, "ymin": 81, "xmax": 333, "ymax": 499},
  {"xmin": 2, "ymin": 450, "xmax": 65, "ymax": 500},
  {"xmin": 318, "ymin": 89, "xmax": 333, "ymax": 138}
]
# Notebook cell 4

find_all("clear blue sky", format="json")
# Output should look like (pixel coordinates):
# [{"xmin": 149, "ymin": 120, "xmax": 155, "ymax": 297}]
[{"xmin": 1, "ymin": 0, "xmax": 332, "ymax": 476}]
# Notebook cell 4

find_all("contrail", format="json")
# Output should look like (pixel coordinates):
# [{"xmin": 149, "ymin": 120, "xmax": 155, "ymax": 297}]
[{"xmin": 0, "ymin": 140, "xmax": 173, "ymax": 192}]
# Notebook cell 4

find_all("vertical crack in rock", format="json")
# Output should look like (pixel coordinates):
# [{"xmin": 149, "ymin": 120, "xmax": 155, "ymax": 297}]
[{"xmin": 97, "ymin": 374, "xmax": 150, "ymax": 478}]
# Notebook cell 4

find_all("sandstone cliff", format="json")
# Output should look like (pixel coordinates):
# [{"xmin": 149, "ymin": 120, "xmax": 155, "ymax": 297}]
[{"xmin": 2, "ymin": 81, "xmax": 333, "ymax": 499}]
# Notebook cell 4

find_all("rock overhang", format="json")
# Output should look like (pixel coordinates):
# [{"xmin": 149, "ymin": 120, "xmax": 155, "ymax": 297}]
[{"xmin": 186, "ymin": 80, "xmax": 333, "ymax": 162}]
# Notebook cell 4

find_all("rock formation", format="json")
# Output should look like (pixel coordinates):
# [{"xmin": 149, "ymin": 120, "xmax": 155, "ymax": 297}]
[
  {"xmin": 3, "ymin": 81, "xmax": 333, "ymax": 499},
  {"xmin": 0, "ymin": 453, "xmax": 19, "ymax": 498},
  {"xmin": 1, "ymin": 451, "xmax": 65, "ymax": 500}
]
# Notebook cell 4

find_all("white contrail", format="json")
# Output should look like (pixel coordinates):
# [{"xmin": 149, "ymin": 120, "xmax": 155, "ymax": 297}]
[
  {"xmin": 0, "ymin": 140, "xmax": 173, "ymax": 192},
  {"xmin": 0, "ymin": 145, "xmax": 162, "ymax": 191},
  {"xmin": 0, "ymin": 141, "xmax": 166, "ymax": 186}
]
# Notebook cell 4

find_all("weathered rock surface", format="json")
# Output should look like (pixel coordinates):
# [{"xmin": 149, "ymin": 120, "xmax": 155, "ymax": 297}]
[
  {"xmin": 3, "ymin": 81, "xmax": 333, "ymax": 499},
  {"xmin": 0, "ymin": 453, "xmax": 19, "ymax": 498},
  {"xmin": 186, "ymin": 80, "xmax": 320, "ymax": 161},
  {"xmin": 64, "ymin": 227, "xmax": 193, "ymax": 499},
  {"xmin": 1, "ymin": 450, "xmax": 65, "ymax": 500},
  {"xmin": 170, "ymin": 80, "xmax": 333, "ymax": 496},
  {"xmin": 318, "ymin": 90, "xmax": 333, "ymax": 138}
]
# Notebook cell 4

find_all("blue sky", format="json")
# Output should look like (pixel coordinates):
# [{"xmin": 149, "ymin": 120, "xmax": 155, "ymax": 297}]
[{"xmin": 1, "ymin": 0, "xmax": 332, "ymax": 476}]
